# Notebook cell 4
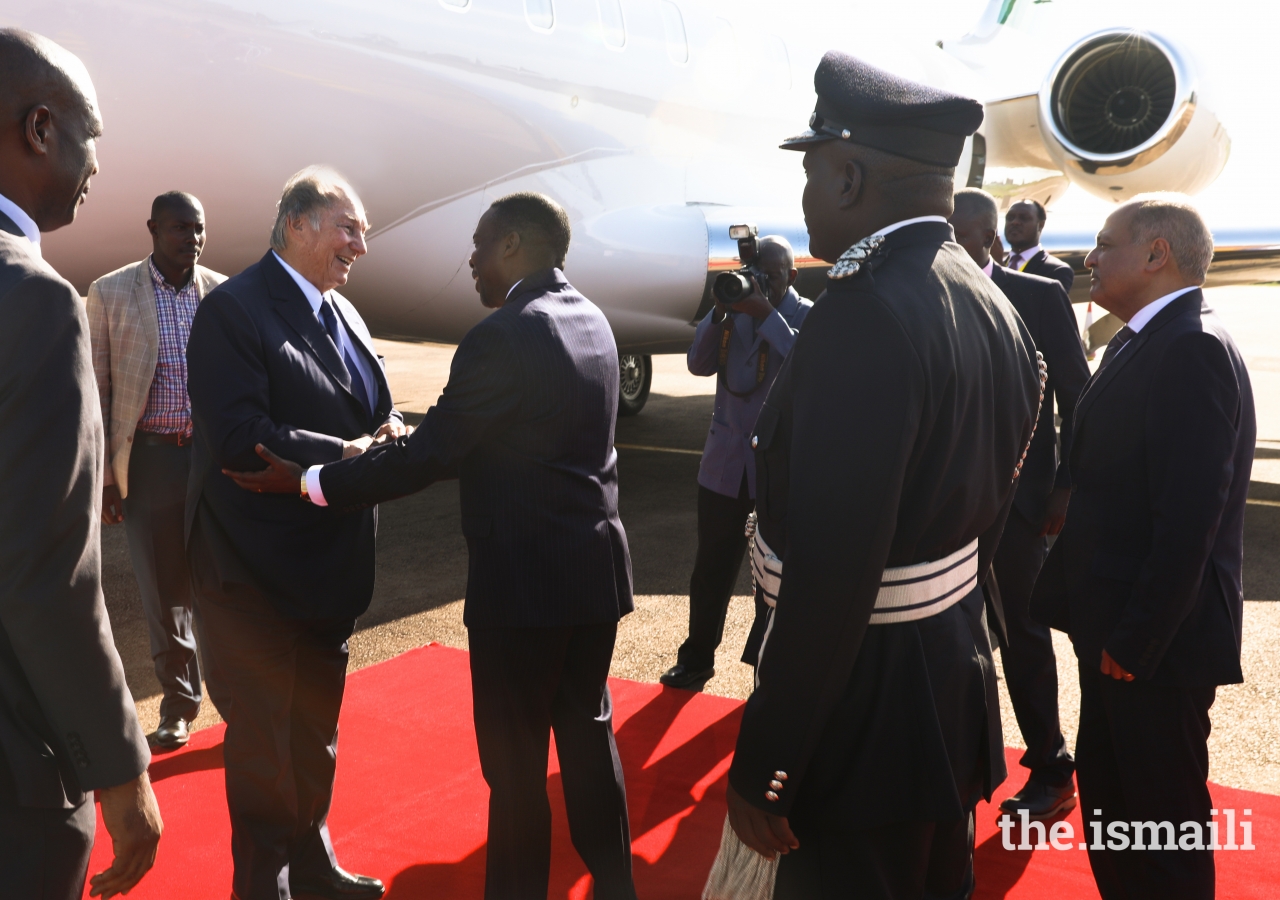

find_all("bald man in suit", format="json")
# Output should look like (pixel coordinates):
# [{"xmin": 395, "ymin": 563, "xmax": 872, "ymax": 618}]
[{"xmin": 0, "ymin": 27, "xmax": 160, "ymax": 900}]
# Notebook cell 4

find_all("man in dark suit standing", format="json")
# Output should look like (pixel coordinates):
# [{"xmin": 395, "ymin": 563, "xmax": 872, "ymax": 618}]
[
  {"xmin": 186, "ymin": 167, "xmax": 400, "ymax": 900},
  {"xmin": 1005, "ymin": 199, "xmax": 1076, "ymax": 294},
  {"xmin": 951, "ymin": 188, "xmax": 1090, "ymax": 821},
  {"xmin": 0, "ymin": 28, "xmax": 161, "ymax": 900},
  {"xmin": 1031, "ymin": 194, "xmax": 1252, "ymax": 900},
  {"xmin": 229, "ymin": 192, "xmax": 638, "ymax": 900}
]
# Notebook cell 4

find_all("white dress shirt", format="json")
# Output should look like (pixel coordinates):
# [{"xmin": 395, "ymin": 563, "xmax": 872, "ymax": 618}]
[
  {"xmin": 981, "ymin": 258, "xmax": 995, "ymax": 278},
  {"xmin": 1008, "ymin": 243, "xmax": 1042, "ymax": 272},
  {"xmin": 272, "ymin": 251, "xmax": 378, "ymax": 412},
  {"xmin": 1105, "ymin": 285, "xmax": 1201, "ymax": 364},
  {"xmin": 0, "ymin": 192, "xmax": 41, "ymax": 253},
  {"xmin": 873, "ymin": 215, "xmax": 949, "ymax": 239}
]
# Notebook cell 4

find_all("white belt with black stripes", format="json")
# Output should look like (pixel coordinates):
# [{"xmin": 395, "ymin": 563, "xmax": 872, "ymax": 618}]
[{"xmin": 751, "ymin": 532, "xmax": 979, "ymax": 625}]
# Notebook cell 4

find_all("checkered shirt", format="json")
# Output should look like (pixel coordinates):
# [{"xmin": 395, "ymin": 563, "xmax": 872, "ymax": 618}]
[{"xmin": 138, "ymin": 256, "xmax": 200, "ymax": 434}]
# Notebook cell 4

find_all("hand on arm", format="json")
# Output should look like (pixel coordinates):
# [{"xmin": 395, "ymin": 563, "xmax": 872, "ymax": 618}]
[{"xmin": 88, "ymin": 771, "xmax": 163, "ymax": 898}]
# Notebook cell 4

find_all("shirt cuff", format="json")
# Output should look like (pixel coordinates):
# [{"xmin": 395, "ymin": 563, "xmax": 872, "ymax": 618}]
[{"xmin": 305, "ymin": 465, "xmax": 328, "ymax": 507}]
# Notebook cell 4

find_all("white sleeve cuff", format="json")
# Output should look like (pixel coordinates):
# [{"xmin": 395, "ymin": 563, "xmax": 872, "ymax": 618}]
[{"xmin": 305, "ymin": 465, "xmax": 328, "ymax": 507}]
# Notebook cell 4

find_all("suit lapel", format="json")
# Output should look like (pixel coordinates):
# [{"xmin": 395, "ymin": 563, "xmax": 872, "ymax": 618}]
[
  {"xmin": 132, "ymin": 261, "xmax": 160, "ymax": 355},
  {"xmin": 261, "ymin": 252, "xmax": 354, "ymax": 395},
  {"xmin": 1074, "ymin": 290, "xmax": 1203, "ymax": 430},
  {"xmin": 0, "ymin": 210, "xmax": 22, "ymax": 238},
  {"xmin": 330, "ymin": 294, "xmax": 389, "ymax": 417}
]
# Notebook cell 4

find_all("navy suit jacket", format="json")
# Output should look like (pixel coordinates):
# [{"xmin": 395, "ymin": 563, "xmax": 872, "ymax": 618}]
[
  {"xmin": 318, "ymin": 267, "xmax": 634, "ymax": 630},
  {"xmin": 990, "ymin": 264, "xmax": 1090, "ymax": 524},
  {"xmin": 185, "ymin": 251, "xmax": 399, "ymax": 620},
  {"xmin": 1031, "ymin": 290, "xmax": 1253, "ymax": 687},
  {"xmin": 1018, "ymin": 248, "xmax": 1075, "ymax": 295}
]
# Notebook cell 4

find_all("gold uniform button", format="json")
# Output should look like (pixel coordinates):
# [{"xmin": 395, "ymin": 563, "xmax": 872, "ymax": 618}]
[
  {"xmin": 751, "ymin": 435, "xmax": 758, "ymax": 449},
  {"xmin": 765, "ymin": 790, "xmax": 779, "ymax": 802},
  {"xmin": 769, "ymin": 779, "xmax": 783, "ymax": 790}
]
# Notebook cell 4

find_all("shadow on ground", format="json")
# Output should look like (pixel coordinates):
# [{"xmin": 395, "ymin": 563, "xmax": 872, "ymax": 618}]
[{"xmin": 102, "ymin": 392, "xmax": 752, "ymax": 704}]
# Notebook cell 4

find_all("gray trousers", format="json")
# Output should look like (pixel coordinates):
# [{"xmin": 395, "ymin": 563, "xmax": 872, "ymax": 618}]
[{"xmin": 123, "ymin": 437, "xmax": 227, "ymax": 721}]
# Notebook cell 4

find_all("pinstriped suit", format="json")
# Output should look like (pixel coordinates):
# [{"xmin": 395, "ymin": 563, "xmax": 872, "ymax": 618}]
[
  {"xmin": 317, "ymin": 267, "xmax": 637, "ymax": 899},
  {"xmin": 86, "ymin": 259, "xmax": 224, "ymax": 495}
]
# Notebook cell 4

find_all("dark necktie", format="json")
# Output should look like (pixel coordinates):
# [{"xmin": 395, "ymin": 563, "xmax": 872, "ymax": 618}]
[
  {"xmin": 1098, "ymin": 325, "xmax": 1136, "ymax": 370},
  {"xmin": 318, "ymin": 297, "xmax": 374, "ymax": 421}
]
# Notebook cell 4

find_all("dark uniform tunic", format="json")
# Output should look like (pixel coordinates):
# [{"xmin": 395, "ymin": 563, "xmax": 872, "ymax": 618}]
[{"xmin": 728, "ymin": 220, "xmax": 1043, "ymax": 834}]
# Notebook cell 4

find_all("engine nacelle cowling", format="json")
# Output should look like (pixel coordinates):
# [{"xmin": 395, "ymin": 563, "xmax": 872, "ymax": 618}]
[{"xmin": 1038, "ymin": 29, "xmax": 1230, "ymax": 202}]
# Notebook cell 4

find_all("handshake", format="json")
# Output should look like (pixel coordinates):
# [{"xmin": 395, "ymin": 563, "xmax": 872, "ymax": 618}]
[
  {"xmin": 341, "ymin": 418, "xmax": 415, "ymax": 459},
  {"xmin": 223, "ymin": 418, "xmax": 415, "ymax": 496}
]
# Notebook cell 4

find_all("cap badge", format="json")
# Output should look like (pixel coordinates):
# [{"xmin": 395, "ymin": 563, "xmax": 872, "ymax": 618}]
[{"xmin": 828, "ymin": 234, "xmax": 886, "ymax": 280}]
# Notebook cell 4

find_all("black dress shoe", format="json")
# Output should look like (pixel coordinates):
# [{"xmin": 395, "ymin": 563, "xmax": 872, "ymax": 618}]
[
  {"xmin": 291, "ymin": 866, "xmax": 385, "ymax": 900},
  {"xmin": 659, "ymin": 663, "xmax": 715, "ymax": 692},
  {"xmin": 999, "ymin": 777, "xmax": 1078, "ymax": 821},
  {"xmin": 154, "ymin": 716, "xmax": 190, "ymax": 750}
]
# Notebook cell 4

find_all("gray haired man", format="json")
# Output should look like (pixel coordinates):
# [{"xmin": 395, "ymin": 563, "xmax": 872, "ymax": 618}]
[
  {"xmin": 186, "ymin": 166, "xmax": 401, "ymax": 900},
  {"xmin": 1031, "ymin": 194, "xmax": 1251, "ymax": 900}
]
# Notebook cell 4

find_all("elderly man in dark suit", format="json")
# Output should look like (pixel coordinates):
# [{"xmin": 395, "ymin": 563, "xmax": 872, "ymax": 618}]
[
  {"xmin": 230, "ymin": 192, "xmax": 638, "ymax": 900},
  {"xmin": 0, "ymin": 28, "xmax": 160, "ymax": 900},
  {"xmin": 1004, "ymin": 199, "xmax": 1076, "ymax": 294},
  {"xmin": 186, "ymin": 166, "xmax": 401, "ymax": 900},
  {"xmin": 1031, "ymin": 194, "xmax": 1252, "ymax": 900},
  {"xmin": 951, "ymin": 188, "xmax": 1090, "ymax": 821}
]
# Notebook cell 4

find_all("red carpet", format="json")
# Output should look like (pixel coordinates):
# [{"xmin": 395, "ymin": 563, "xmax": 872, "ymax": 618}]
[{"xmin": 85, "ymin": 643, "xmax": 1280, "ymax": 898}]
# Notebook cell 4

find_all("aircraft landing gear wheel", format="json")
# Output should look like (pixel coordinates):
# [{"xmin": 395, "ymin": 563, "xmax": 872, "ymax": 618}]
[{"xmin": 618, "ymin": 353, "xmax": 652, "ymax": 417}]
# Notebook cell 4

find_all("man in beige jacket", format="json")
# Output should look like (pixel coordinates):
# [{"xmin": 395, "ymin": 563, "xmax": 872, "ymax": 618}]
[{"xmin": 87, "ymin": 191, "xmax": 228, "ymax": 749}]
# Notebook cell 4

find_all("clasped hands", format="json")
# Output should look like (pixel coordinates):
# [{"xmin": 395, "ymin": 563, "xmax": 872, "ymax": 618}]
[{"xmin": 222, "ymin": 419, "xmax": 412, "ymax": 495}]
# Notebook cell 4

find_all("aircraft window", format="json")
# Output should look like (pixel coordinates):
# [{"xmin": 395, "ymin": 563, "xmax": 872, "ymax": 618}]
[
  {"xmin": 659, "ymin": 1, "xmax": 688, "ymax": 64},
  {"xmin": 438, "ymin": 0, "xmax": 470, "ymax": 9},
  {"xmin": 598, "ymin": 0, "xmax": 626, "ymax": 49},
  {"xmin": 525, "ymin": 0, "xmax": 554, "ymax": 31}
]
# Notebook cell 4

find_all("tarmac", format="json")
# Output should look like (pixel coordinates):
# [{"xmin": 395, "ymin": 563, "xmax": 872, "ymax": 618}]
[{"xmin": 102, "ymin": 284, "xmax": 1280, "ymax": 795}]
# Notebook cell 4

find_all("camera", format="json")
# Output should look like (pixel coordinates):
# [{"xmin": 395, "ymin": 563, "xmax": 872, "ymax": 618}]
[{"xmin": 712, "ymin": 224, "xmax": 768, "ymax": 305}]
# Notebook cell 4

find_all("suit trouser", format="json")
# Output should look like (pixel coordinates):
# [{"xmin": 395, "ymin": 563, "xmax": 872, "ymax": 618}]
[
  {"xmin": 1075, "ymin": 663, "xmax": 1216, "ymax": 900},
  {"xmin": 0, "ymin": 798, "xmax": 95, "ymax": 900},
  {"xmin": 190, "ymin": 533, "xmax": 350, "ymax": 900},
  {"xmin": 774, "ymin": 813, "xmax": 975, "ymax": 900},
  {"xmin": 123, "ymin": 438, "xmax": 228, "ymax": 721},
  {"xmin": 990, "ymin": 507, "xmax": 1073, "ymax": 786},
  {"xmin": 469, "ymin": 622, "xmax": 636, "ymax": 900},
  {"xmin": 676, "ymin": 478, "xmax": 754, "ymax": 672}
]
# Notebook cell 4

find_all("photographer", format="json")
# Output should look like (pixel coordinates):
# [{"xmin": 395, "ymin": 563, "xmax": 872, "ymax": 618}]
[{"xmin": 660, "ymin": 235, "xmax": 811, "ymax": 692}]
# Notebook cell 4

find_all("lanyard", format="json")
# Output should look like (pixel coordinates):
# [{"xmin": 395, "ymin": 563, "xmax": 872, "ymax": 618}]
[{"xmin": 717, "ymin": 315, "xmax": 769, "ymax": 398}]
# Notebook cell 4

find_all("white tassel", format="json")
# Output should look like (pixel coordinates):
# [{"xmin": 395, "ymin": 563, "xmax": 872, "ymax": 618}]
[
  {"xmin": 1083, "ymin": 301, "xmax": 1096, "ymax": 360},
  {"xmin": 702, "ymin": 815, "xmax": 779, "ymax": 900}
]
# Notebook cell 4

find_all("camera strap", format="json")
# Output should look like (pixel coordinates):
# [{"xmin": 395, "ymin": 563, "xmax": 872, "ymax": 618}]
[{"xmin": 717, "ymin": 316, "xmax": 769, "ymax": 398}]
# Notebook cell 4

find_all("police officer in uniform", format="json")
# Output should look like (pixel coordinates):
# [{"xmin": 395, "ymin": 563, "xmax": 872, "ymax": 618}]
[{"xmin": 723, "ymin": 53, "xmax": 1045, "ymax": 899}]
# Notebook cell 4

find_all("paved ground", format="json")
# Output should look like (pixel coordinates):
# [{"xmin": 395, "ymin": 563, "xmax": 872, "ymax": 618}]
[{"xmin": 103, "ymin": 284, "xmax": 1280, "ymax": 794}]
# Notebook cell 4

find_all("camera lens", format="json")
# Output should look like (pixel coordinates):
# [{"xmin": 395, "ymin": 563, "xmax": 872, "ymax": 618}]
[{"xmin": 713, "ymin": 271, "xmax": 753, "ymax": 304}]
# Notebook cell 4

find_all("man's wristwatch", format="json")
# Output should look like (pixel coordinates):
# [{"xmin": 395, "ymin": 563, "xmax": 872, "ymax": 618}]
[{"xmin": 300, "ymin": 471, "xmax": 310, "ymax": 502}]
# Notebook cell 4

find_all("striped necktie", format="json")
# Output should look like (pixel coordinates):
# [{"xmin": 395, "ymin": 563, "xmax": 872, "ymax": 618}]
[
  {"xmin": 318, "ymin": 297, "xmax": 374, "ymax": 421},
  {"xmin": 1098, "ymin": 325, "xmax": 1136, "ymax": 370}
]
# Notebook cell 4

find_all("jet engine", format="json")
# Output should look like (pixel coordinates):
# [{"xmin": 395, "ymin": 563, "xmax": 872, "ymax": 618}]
[{"xmin": 1037, "ymin": 29, "xmax": 1230, "ymax": 202}]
